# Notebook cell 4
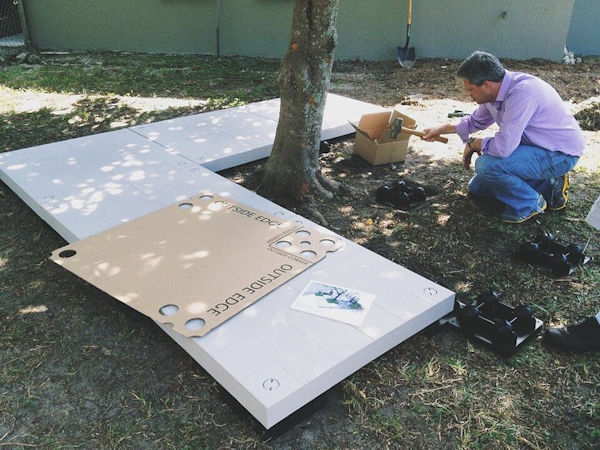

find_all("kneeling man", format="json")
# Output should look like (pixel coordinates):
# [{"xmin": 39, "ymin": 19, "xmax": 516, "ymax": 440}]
[{"xmin": 424, "ymin": 51, "xmax": 585, "ymax": 223}]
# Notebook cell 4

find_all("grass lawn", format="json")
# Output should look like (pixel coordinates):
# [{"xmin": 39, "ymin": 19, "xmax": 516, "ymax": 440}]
[{"xmin": 0, "ymin": 51, "xmax": 599, "ymax": 448}]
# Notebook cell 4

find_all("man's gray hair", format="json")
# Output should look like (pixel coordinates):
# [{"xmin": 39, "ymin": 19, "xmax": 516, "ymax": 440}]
[{"xmin": 457, "ymin": 51, "xmax": 506, "ymax": 86}]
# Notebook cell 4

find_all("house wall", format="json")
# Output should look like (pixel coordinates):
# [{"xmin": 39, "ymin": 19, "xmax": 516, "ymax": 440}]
[
  {"xmin": 23, "ymin": 0, "xmax": 576, "ymax": 61},
  {"xmin": 567, "ymin": 0, "xmax": 600, "ymax": 56}
]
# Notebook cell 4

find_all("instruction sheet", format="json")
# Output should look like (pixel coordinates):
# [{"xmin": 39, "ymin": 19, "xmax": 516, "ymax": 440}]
[{"xmin": 291, "ymin": 280, "xmax": 375, "ymax": 326}]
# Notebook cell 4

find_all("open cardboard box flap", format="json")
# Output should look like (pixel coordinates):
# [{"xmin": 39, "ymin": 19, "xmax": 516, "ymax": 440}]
[
  {"xmin": 357, "ymin": 110, "xmax": 393, "ymax": 140},
  {"xmin": 348, "ymin": 121, "xmax": 375, "ymax": 142}
]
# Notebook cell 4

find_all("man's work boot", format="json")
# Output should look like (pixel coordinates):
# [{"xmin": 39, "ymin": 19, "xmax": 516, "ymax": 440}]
[
  {"xmin": 501, "ymin": 195, "xmax": 547, "ymax": 223},
  {"xmin": 549, "ymin": 173, "xmax": 569, "ymax": 211},
  {"xmin": 543, "ymin": 316, "xmax": 600, "ymax": 352}
]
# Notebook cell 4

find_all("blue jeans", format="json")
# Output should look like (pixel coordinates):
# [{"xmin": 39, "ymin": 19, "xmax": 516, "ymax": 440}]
[{"xmin": 468, "ymin": 145, "xmax": 579, "ymax": 218}]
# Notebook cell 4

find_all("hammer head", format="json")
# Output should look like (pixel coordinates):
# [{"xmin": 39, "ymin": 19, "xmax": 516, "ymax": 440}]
[{"xmin": 389, "ymin": 117, "xmax": 403, "ymax": 139}]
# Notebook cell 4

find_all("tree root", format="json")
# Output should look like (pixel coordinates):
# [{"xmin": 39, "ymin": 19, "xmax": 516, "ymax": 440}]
[
  {"xmin": 304, "ymin": 204, "xmax": 329, "ymax": 227},
  {"xmin": 311, "ymin": 177, "xmax": 334, "ymax": 200},
  {"xmin": 317, "ymin": 172, "xmax": 341, "ymax": 193},
  {"xmin": 258, "ymin": 173, "xmax": 340, "ymax": 211}
]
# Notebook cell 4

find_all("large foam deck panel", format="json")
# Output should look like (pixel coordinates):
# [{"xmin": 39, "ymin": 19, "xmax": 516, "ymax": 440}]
[
  {"xmin": 0, "ymin": 95, "xmax": 454, "ymax": 428},
  {"xmin": 130, "ymin": 93, "xmax": 388, "ymax": 172}
]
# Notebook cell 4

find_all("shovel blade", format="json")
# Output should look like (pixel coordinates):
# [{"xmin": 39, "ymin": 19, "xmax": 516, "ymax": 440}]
[{"xmin": 398, "ymin": 46, "xmax": 416, "ymax": 68}]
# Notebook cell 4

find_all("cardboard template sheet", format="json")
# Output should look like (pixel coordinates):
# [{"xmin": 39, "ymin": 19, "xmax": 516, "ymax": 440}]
[
  {"xmin": 291, "ymin": 280, "xmax": 375, "ymax": 326},
  {"xmin": 50, "ymin": 194, "xmax": 343, "ymax": 337}
]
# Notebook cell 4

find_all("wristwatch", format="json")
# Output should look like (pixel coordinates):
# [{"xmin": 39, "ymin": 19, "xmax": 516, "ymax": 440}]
[{"xmin": 466, "ymin": 137, "xmax": 476, "ymax": 150}]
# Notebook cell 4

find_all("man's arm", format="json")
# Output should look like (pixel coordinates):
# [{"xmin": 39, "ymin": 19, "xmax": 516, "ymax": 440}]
[
  {"xmin": 422, "ymin": 104, "xmax": 495, "ymax": 142},
  {"xmin": 454, "ymin": 105, "xmax": 495, "ymax": 141}
]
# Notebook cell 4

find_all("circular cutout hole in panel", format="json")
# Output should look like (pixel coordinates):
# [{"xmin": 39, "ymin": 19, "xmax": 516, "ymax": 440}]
[
  {"xmin": 295, "ymin": 230, "xmax": 311, "ymax": 238},
  {"xmin": 198, "ymin": 195, "xmax": 213, "ymax": 201},
  {"xmin": 300, "ymin": 250, "xmax": 317, "ymax": 259},
  {"xmin": 159, "ymin": 304, "xmax": 179, "ymax": 316},
  {"xmin": 320, "ymin": 239, "xmax": 336, "ymax": 248},
  {"xmin": 185, "ymin": 318, "xmax": 206, "ymax": 331},
  {"xmin": 59, "ymin": 249, "xmax": 77, "ymax": 258},
  {"xmin": 299, "ymin": 241, "xmax": 311, "ymax": 247},
  {"xmin": 178, "ymin": 202, "xmax": 193, "ymax": 210},
  {"xmin": 274, "ymin": 240, "xmax": 292, "ymax": 250}
]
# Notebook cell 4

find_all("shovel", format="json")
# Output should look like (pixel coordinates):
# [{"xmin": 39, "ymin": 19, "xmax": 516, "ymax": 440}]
[
  {"xmin": 216, "ymin": 0, "xmax": 222, "ymax": 58},
  {"xmin": 397, "ymin": 0, "xmax": 416, "ymax": 68}
]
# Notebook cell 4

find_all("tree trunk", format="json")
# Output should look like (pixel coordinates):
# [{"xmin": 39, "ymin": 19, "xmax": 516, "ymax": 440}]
[{"xmin": 259, "ymin": 0, "xmax": 339, "ymax": 202}]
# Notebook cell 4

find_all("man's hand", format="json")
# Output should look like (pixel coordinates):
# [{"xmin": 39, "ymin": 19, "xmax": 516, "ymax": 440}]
[
  {"xmin": 422, "ymin": 123, "xmax": 456, "ymax": 142},
  {"xmin": 462, "ymin": 145, "xmax": 476, "ymax": 169},
  {"xmin": 462, "ymin": 140, "xmax": 481, "ymax": 170},
  {"xmin": 422, "ymin": 126, "xmax": 443, "ymax": 142}
]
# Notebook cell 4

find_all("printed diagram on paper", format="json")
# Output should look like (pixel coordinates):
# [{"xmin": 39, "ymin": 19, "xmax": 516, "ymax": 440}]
[{"xmin": 291, "ymin": 280, "xmax": 375, "ymax": 326}]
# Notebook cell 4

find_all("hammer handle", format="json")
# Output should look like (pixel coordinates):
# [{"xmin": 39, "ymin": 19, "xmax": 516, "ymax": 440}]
[{"xmin": 402, "ymin": 128, "xmax": 449, "ymax": 144}]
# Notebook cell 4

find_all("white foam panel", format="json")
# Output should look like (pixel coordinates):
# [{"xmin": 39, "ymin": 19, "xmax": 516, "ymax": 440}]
[
  {"xmin": 131, "ymin": 93, "xmax": 388, "ymax": 172},
  {"xmin": 238, "ymin": 93, "xmax": 388, "ymax": 141},
  {"xmin": 0, "ymin": 95, "xmax": 453, "ymax": 428}
]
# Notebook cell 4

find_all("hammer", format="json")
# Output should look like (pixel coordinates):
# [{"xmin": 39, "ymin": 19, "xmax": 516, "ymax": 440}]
[{"xmin": 390, "ymin": 118, "xmax": 448, "ymax": 143}]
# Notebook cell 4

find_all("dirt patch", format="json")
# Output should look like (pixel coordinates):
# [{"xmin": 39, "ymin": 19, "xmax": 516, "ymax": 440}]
[
  {"xmin": 575, "ymin": 102, "xmax": 600, "ymax": 131},
  {"xmin": 332, "ymin": 57, "xmax": 600, "ymax": 105}
]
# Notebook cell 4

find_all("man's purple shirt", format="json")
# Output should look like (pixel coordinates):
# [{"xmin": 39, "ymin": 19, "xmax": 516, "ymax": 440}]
[{"xmin": 455, "ymin": 70, "xmax": 585, "ymax": 158}]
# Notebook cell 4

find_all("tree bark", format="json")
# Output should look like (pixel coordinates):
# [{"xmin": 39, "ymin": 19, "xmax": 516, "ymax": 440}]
[{"xmin": 259, "ymin": 0, "xmax": 339, "ymax": 202}]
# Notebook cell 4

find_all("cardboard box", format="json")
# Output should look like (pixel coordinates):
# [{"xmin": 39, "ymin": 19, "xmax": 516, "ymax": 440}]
[{"xmin": 350, "ymin": 107, "xmax": 416, "ymax": 165}]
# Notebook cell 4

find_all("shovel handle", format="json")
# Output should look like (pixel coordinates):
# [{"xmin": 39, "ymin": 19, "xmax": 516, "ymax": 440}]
[
  {"xmin": 407, "ymin": 0, "xmax": 412, "ymax": 25},
  {"xmin": 402, "ymin": 128, "xmax": 449, "ymax": 144}
]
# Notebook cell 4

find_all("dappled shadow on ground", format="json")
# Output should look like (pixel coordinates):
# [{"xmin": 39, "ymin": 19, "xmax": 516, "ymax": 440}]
[{"xmin": 0, "ymin": 97, "xmax": 240, "ymax": 152}]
